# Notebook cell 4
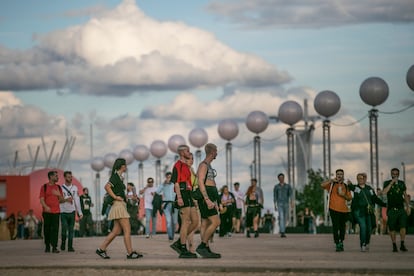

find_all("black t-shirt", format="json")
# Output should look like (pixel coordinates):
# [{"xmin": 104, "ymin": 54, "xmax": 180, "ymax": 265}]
[
  {"xmin": 383, "ymin": 180, "xmax": 406, "ymax": 209},
  {"xmin": 108, "ymin": 173, "xmax": 126, "ymax": 201}
]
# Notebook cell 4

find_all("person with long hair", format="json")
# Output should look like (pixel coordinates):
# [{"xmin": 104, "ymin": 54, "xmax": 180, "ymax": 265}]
[
  {"xmin": 96, "ymin": 158, "xmax": 143, "ymax": 259},
  {"xmin": 245, "ymin": 184, "xmax": 261, "ymax": 238}
]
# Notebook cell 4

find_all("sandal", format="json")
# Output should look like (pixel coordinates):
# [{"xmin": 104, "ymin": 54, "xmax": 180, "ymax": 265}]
[{"xmin": 127, "ymin": 251, "xmax": 143, "ymax": 259}]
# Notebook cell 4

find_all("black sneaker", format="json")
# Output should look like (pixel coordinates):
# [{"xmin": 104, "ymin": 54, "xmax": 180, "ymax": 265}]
[
  {"xmin": 60, "ymin": 244, "xmax": 65, "ymax": 251},
  {"xmin": 179, "ymin": 250, "xmax": 197, "ymax": 258},
  {"xmin": 400, "ymin": 244, "xmax": 408, "ymax": 252},
  {"xmin": 45, "ymin": 246, "xmax": 50, "ymax": 253},
  {"xmin": 127, "ymin": 251, "xmax": 143, "ymax": 259},
  {"xmin": 96, "ymin": 248, "xmax": 110, "ymax": 259},
  {"xmin": 52, "ymin": 248, "xmax": 60, "ymax": 253},
  {"xmin": 206, "ymin": 247, "xmax": 221, "ymax": 258},
  {"xmin": 393, "ymin": 244, "xmax": 398, "ymax": 252},
  {"xmin": 280, "ymin": 233, "xmax": 286, "ymax": 238},
  {"xmin": 68, "ymin": 247, "xmax": 75, "ymax": 252},
  {"xmin": 196, "ymin": 246, "xmax": 210, "ymax": 258},
  {"xmin": 170, "ymin": 240, "xmax": 182, "ymax": 254}
]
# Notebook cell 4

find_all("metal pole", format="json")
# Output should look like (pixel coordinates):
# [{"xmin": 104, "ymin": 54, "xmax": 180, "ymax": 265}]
[
  {"xmin": 253, "ymin": 136, "xmax": 258, "ymax": 181},
  {"xmin": 254, "ymin": 135, "xmax": 261, "ymax": 187},
  {"xmin": 95, "ymin": 172, "xmax": 101, "ymax": 235},
  {"xmin": 138, "ymin": 162, "xmax": 144, "ymax": 190},
  {"xmin": 369, "ymin": 109, "xmax": 379, "ymax": 189},
  {"xmin": 155, "ymin": 159, "xmax": 161, "ymax": 186},
  {"xmin": 226, "ymin": 142, "xmax": 233, "ymax": 190},
  {"xmin": 195, "ymin": 149, "xmax": 202, "ymax": 170},
  {"xmin": 287, "ymin": 127, "xmax": 296, "ymax": 227},
  {"xmin": 322, "ymin": 119, "xmax": 331, "ymax": 226}
]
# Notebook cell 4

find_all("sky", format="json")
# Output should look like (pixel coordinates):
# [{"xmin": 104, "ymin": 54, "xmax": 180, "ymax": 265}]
[{"xmin": 1, "ymin": 0, "xmax": 414, "ymax": 216}]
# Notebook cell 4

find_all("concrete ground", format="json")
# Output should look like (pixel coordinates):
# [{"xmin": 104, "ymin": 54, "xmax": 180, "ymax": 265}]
[{"xmin": 0, "ymin": 233, "xmax": 413, "ymax": 275}]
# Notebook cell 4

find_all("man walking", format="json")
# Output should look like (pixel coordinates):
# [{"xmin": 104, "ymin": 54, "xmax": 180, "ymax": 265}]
[
  {"xmin": 383, "ymin": 168, "xmax": 411, "ymax": 252},
  {"xmin": 170, "ymin": 145, "xmax": 199, "ymax": 258},
  {"xmin": 60, "ymin": 171, "xmax": 83, "ymax": 251},
  {"xmin": 80, "ymin": 187, "xmax": 94, "ymax": 237},
  {"xmin": 39, "ymin": 170, "xmax": 65, "ymax": 253},
  {"xmin": 273, "ymin": 173, "xmax": 292, "ymax": 238},
  {"xmin": 157, "ymin": 172, "xmax": 177, "ymax": 242}
]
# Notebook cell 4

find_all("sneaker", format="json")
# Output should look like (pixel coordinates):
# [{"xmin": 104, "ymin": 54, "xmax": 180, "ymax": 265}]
[
  {"xmin": 361, "ymin": 245, "xmax": 367, "ymax": 252},
  {"xmin": 179, "ymin": 250, "xmax": 197, "ymax": 258},
  {"xmin": 127, "ymin": 251, "xmax": 143, "ymax": 259},
  {"xmin": 254, "ymin": 231, "xmax": 259, "ymax": 238},
  {"xmin": 96, "ymin": 248, "xmax": 110, "ymax": 259},
  {"xmin": 339, "ymin": 242, "xmax": 344, "ymax": 252},
  {"xmin": 393, "ymin": 244, "xmax": 398, "ymax": 252},
  {"xmin": 52, "ymin": 248, "xmax": 60, "ymax": 253},
  {"xmin": 45, "ymin": 246, "xmax": 50, "ymax": 253},
  {"xmin": 68, "ymin": 247, "xmax": 75, "ymax": 252},
  {"xmin": 246, "ymin": 230, "xmax": 250, "ymax": 238},
  {"xmin": 170, "ymin": 240, "xmax": 182, "ymax": 254},
  {"xmin": 280, "ymin": 233, "xmax": 286, "ymax": 238},
  {"xmin": 365, "ymin": 244, "xmax": 370, "ymax": 251},
  {"xmin": 206, "ymin": 247, "xmax": 221, "ymax": 258},
  {"xmin": 196, "ymin": 245, "xmax": 210, "ymax": 258},
  {"xmin": 146, "ymin": 234, "xmax": 150, "ymax": 239},
  {"xmin": 60, "ymin": 244, "xmax": 65, "ymax": 251},
  {"xmin": 335, "ymin": 243, "xmax": 341, "ymax": 252},
  {"xmin": 400, "ymin": 244, "xmax": 408, "ymax": 252}
]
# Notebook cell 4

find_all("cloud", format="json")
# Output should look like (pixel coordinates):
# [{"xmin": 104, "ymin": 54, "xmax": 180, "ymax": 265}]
[
  {"xmin": 0, "ymin": 0, "xmax": 291, "ymax": 95},
  {"xmin": 207, "ymin": 0, "xmax": 414, "ymax": 29}
]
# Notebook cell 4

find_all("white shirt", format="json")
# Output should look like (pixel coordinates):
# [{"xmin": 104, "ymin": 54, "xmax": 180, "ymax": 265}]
[
  {"xmin": 233, "ymin": 188, "xmax": 245, "ymax": 209},
  {"xmin": 142, "ymin": 186, "xmax": 157, "ymax": 210},
  {"xmin": 59, "ymin": 183, "xmax": 83, "ymax": 216}
]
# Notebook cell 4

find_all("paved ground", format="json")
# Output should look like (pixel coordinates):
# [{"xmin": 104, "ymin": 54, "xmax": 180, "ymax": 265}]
[{"xmin": 1, "ymin": 233, "xmax": 413, "ymax": 275}]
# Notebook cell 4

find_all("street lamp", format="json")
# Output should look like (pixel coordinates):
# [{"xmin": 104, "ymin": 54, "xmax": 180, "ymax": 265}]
[
  {"xmin": 189, "ymin": 128, "xmax": 208, "ymax": 168},
  {"xmin": 314, "ymin": 90, "xmax": 341, "ymax": 226},
  {"xmin": 91, "ymin": 156, "xmax": 105, "ymax": 235},
  {"xmin": 168, "ymin": 134, "xmax": 186, "ymax": 162},
  {"xmin": 133, "ymin": 145, "xmax": 149, "ymax": 190},
  {"xmin": 218, "ymin": 119, "xmax": 239, "ymax": 190},
  {"xmin": 150, "ymin": 140, "xmax": 168, "ymax": 185},
  {"xmin": 278, "ymin": 101, "xmax": 303, "ymax": 227},
  {"xmin": 360, "ymin": 77, "xmax": 389, "ymax": 190},
  {"xmin": 246, "ymin": 111, "xmax": 269, "ymax": 187}
]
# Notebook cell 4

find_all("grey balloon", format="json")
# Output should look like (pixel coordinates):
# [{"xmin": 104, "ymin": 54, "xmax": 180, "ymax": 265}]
[
  {"xmin": 360, "ymin": 77, "xmax": 389, "ymax": 107},
  {"xmin": 103, "ymin": 153, "xmax": 117, "ymax": 168},
  {"xmin": 91, "ymin": 156, "xmax": 105, "ymax": 172},
  {"xmin": 407, "ymin": 64, "xmax": 414, "ymax": 92},
  {"xmin": 168, "ymin": 134, "xmax": 186, "ymax": 153},
  {"xmin": 133, "ymin": 145, "xmax": 150, "ymax": 161},
  {"xmin": 189, "ymin": 128, "xmax": 208, "ymax": 148},
  {"xmin": 119, "ymin": 149, "xmax": 134, "ymax": 165},
  {"xmin": 218, "ymin": 119, "xmax": 239, "ymax": 141},
  {"xmin": 278, "ymin": 101, "xmax": 303, "ymax": 126},
  {"xmin": 246, "ymin": 111, "xmax": 269, "ymax": 134},
  {"xmin": 150, "ymin": 140, "xmax": 167, "ymax": 158},
  {"xmin": 314, "ymin": 90, "xmax": 341, "ymax": 118}
]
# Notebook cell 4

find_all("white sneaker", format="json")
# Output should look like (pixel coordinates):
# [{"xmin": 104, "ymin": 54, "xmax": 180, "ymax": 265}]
[{"xmin": 361, "ymin": 245, "xmax": 367, "ymax": 252}]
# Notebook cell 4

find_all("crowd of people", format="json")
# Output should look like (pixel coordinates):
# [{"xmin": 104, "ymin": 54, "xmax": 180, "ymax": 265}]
[{"xmin": 2, "ymin": 146, "xmax": 412, "ymax": 260}]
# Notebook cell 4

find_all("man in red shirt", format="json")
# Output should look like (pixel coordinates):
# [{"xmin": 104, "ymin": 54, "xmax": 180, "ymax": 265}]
[{"xmin": 40, "ymin": 170, "xmax": 65, "ymax": 253}]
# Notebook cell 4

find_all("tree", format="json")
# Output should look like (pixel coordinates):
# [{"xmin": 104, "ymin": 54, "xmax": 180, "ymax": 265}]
[{"xmin": 296, "ymin": 169, "xmax": 324, "ymax": 217}]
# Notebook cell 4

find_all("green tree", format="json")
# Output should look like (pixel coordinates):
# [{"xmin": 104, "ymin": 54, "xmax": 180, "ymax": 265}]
[{"xmin": 296, "ymin": 169, "xmax": 325, "ymax": 217}]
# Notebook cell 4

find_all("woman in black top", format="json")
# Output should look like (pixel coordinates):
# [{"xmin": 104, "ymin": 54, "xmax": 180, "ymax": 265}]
[{"xmin": 96, "ymin": 158, "xmax": 143, "ymax": 259}]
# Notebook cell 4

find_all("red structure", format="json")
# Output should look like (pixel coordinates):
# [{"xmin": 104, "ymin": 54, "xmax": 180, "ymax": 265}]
[{"xmin": 0, "ymin": 168, "xmax": 83, "ymax": 220}]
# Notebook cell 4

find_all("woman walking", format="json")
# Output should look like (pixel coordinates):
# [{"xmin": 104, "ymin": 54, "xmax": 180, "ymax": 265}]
[{"xmin": 96, "ymin": 158, "xmax": 143, "ymax": 259}]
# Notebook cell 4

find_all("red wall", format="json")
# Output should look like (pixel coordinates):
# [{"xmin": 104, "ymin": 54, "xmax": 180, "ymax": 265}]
[{"xmin": 0, "ymin": 168, "xmax": 83, "ymax": 219}]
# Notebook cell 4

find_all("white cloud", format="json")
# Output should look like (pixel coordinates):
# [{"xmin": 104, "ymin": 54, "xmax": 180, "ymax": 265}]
[{"xmin": 0, "ymin": 0, "xmax": 291, "ymax": 95}]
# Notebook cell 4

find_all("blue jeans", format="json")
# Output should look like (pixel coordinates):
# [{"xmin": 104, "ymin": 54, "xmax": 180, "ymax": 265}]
[
  {"xmin": 60, "ymin": 211, "xmax": 75, "ymax": 248},
  {"xmin": 145, "ymin": 208, "xmax": 157, "ymax": 235},
  {"xmin": 163, "ymin": 202, "xmax": 178, "ymax": 240},
  {"xmin": 354, "ymin": 209, "xmax": 372, "ymax": 246},
  {"xmin": 277, "ymin": 202, "xmax": 289, "ymax": 233}
]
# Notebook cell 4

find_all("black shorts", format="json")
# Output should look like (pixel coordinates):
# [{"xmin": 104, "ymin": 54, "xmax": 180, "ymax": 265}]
[
  {"xmin": 233, "ymin": 208, "xmax": 242, "ymax": 219},
  {"xmin": 387, "ymin": 207, "xmax": 407, "ymax": 231},
  {"xmin": 198, "ymin": 185, "xmax": 219, "ymax": 219},
  {"xmin": 176, "ymin": 183, "xmax": 195, "ymax": 208}
]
